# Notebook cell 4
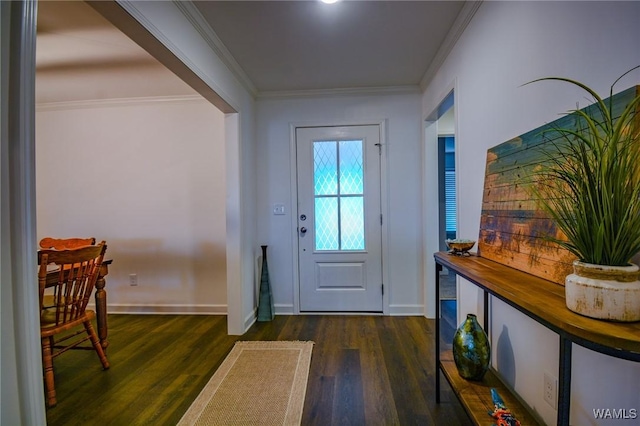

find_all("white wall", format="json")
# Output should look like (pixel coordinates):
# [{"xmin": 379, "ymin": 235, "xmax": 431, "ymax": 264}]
[
  {"xmin": 422, "ymin": 2, "xmax": 640, "ymax": 425},
  {"xmin": 256, "ymin": 92, "xmax": 423, "ymax": 314},
  {"xmin": 118, "ymin": 0, "xmax": 257, "ymax": 333},
  {"xmin": 36, "ymin": 98, "xmax": 227, "ymax": 313}
]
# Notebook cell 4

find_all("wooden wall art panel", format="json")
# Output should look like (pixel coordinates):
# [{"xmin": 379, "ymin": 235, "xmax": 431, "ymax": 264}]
[{"xmin": 478, "ymin": 85, "xmax": 640, "ymax": 285}]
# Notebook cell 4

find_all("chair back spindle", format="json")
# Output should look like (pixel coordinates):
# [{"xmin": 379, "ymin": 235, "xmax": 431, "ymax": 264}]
[{"xmin": 38, "ymin": 243, "xmax": 106, "ymax": 326}]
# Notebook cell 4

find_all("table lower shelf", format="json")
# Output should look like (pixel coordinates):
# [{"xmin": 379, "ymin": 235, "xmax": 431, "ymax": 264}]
[{"xmin": 440, "ymin": 350, "xmax": 542, "ymax": 425}]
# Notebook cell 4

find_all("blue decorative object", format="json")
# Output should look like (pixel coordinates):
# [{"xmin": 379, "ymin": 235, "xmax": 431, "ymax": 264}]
[
  {"xmin": 452, "ymin": 313, "xmax": 490, "ymax": 380},
  {"xmin": 489, "ymin": 388, "xmax": 521, "ymax": 426},
  {"xmin": 257, "ymin": 245, "xmax": 275, "ymax": 322}
]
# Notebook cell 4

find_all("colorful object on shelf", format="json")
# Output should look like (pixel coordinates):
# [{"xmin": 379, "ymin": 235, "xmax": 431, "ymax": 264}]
[
  {"xmin": 257, "ymin": 245, "xmax": 275, "ymax": 322},
  {"xmin": 452, "ymin": 313, "xmax": 490, "ymax": 380},
  {"xmin": 489, "ymin": 388, "xmax": 521, "ymax": 426}
]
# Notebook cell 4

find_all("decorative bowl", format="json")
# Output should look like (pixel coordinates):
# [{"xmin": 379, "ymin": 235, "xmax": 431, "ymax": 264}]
[{"xmin": 446, "ymin": 239, "xmax": 476, "ymax": 255}]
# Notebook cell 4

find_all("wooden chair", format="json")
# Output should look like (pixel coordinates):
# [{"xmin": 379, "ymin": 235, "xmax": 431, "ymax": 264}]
[
  {"xmin": 38, "ymin": 242, "xmax": 110, "ymax": 407},
  {"xmin": 39, "ymin": 237, "xmax": 96, "ymax": 250}
]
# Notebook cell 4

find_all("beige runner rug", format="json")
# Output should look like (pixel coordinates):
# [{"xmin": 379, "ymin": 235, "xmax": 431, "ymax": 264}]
[{"xmin": 177, "ymin": 341, "xmax": 314, "ymax": 426}]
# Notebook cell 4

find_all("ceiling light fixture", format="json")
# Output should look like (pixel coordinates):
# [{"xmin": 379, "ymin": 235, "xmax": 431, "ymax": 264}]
[{"xmin": 320, "ymin": 0, "xmax": 340, "ymax": 4}]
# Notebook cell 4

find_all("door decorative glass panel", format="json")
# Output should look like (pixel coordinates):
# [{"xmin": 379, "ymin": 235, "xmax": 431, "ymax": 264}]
[{"xmin": 313, "ymin": 140, "xmax": 365, "ymax": 251}]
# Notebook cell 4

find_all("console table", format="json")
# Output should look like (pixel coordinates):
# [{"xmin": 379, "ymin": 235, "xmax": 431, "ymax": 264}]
[{"xmin": 434, "ymin": 252, "xmax": 640, "ymax": 425}]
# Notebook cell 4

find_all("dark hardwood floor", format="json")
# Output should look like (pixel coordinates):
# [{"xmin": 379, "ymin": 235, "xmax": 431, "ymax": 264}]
[{"xmin": 46, "ymin": 314, "xmax": 469, "ymax": 425}]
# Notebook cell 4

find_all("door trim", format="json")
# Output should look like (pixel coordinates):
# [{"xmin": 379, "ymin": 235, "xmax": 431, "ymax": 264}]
[
  {"xmin": 289, "ymin": 120, "xmax": 389, "ymax": 315},
  {"xmin": 3, "ymin": 1, "xmax": 48, "ymax": 423},
  {"xmin": 423, "ymin": 80, "xmax": 458, "ymax": 319}
]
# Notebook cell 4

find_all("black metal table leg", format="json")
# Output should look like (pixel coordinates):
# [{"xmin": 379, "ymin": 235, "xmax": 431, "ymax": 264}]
[
  {"xmin": 435, "ymin": 263, "xmax": 442, "ymax": 403},
  {"xmin": 558, "ymin": 336, "xmax": 572, "ymax": 425}
]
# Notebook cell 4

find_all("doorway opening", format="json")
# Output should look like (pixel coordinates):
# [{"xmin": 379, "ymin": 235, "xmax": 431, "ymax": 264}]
[
  {"xmin": 424, "ymin": 89, "xmax": 457, "ymax": 343},
  {"xmin": 435, "ymin": 95, "xmax": 457, "ymax": 347},
  {"xmin": 35, "ymin": 1, "xmax": 229, "ymax": 317}
]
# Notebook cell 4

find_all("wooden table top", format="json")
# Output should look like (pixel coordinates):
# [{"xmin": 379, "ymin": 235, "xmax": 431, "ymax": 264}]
[{"xmin": 435, "ymin": 252, "xmax": 640, "ymax": 359}]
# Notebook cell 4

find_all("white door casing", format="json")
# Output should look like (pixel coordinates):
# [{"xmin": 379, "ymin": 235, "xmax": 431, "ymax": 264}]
[{"xmin": 296, "ymin": 125, "xmax": 383, "ymax": 312}]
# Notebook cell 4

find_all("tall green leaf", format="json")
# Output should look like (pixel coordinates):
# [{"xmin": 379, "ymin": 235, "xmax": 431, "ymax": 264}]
[{"xmin": 526, "ymin": 67, "xmax": 640, "ymax": 265}]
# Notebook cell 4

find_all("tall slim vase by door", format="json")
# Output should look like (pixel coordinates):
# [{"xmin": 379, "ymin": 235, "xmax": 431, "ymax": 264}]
[{"xmin": 257, "ymin": 245, "xmax": 275, "ymax": 322}]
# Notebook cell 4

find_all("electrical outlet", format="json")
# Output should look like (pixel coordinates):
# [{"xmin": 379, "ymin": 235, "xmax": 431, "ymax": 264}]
[
  {"xmin": 543, "ymin": 372, "xmax": 557, "ymax": 408},
  {"xmin": 129, "ymin": 274, "xmax": 138, "ymax": 286}
]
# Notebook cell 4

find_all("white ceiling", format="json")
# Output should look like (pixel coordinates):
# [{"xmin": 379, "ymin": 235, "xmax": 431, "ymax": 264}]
[
  {"xmin": 36, "ymin": 0, "xmax": 474, "ymax": 102},
  {"xmin": 192, "ymin": 0, "xmax": 467, "ymax": 94}
]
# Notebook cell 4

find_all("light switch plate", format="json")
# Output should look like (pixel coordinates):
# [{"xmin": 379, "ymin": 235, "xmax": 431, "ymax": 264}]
[{"xmin": 273, "ymin": 203, "xmax": 285, "ymax": 215}]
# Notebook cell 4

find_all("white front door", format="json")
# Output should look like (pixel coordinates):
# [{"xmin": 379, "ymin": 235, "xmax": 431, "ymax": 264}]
[{"xmin": 296, "ymin": 125, "xmax": 383, "ymax": 312}]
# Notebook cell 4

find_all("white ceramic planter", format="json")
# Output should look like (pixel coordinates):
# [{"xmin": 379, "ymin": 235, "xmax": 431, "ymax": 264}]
[{"xmin": 565, "ymin": 261, "xmax": 640, "ymax": 322}]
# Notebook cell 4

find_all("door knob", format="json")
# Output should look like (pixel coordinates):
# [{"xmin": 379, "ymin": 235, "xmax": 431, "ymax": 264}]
[{"xmin": 300, "ymin": 227, "xmax": 307, "ymax": 235}]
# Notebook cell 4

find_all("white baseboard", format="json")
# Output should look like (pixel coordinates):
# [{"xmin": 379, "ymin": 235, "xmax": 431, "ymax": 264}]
[
  {"xmin": 273, "ymin": 304, "xmax": 424, "ymax": 316},
  {"xmin": 242, "ymin": 304, "xmax": 294, "ymax": 331},
  {"xmin": 388, "ymin": 304, "xmax": 425, "ymax": 316},
  {"xmin": 275, "ymin": 304, "xmax": 294, "ymax": 314},
  {"xmin": 100, "ymin": 303, "xmax": 425, "ymax": 317},
  {"xmin": 105, "ymin": 304, "xmax": 227, "ymax": 315},
  {"xmin": 244, "ymin": 309, "xmax": 257, "ymax": 332}
]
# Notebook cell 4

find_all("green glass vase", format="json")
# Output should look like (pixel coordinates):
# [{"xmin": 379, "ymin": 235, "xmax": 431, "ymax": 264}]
[{"xmin": 452, "ymin": 313, "xmax": 490, "ymax": 381}]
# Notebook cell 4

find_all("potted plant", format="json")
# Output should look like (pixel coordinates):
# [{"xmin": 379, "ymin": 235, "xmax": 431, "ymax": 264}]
[{"xmin": 528, "ymin": 67, "xmax": 640, "ymax": 321}]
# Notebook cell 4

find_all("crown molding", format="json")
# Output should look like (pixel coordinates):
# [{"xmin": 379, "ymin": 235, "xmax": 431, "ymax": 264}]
[
  {"xmin": 36, "ymin": 94, "xmax": 204, "ymax": 111},
  {"xmin": 419, "ymin": 0, "xmax": 483, "ymax": 91},
  {"xmin": 257, "ymin": 85, "xmax": 421, "ymax": 101},
  {"xmin": 174, "ymin": 1, "xmax": 258, "ymax": 98}
]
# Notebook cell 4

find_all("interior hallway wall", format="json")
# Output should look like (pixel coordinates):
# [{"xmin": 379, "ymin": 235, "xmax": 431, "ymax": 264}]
[
  {"xmin": 422, "ymin": 2, "xmax": 640, "ymax": 425},
  {"xmin": 36, "ymin": 98, "xmax": 227, "ymax": 313},
  {"xmin": 256, "ymin": 92, "xmax": 422, "ymax": 314}
]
